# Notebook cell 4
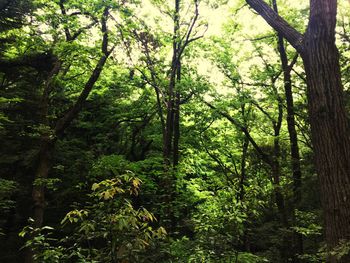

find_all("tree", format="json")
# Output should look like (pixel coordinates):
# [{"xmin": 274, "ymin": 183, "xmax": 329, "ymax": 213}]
[
  {"xmin": 272, "ymin": 0, "xmax": 304, "ymax": 259},
  {"xmin": 2, "ymin": 0, "xmax": 349, "ymax": 262},
  {"xmin": 0, "ymin": 0, "xmax": 32, "ymax": 32},
  {"xmin": 134, "ymin": 0, "xmax": 206, "ymax": 230},
  {"xmin": 14, "ymin": 1, "xmax": 125, "ymax": 261},
  {"xmin": 245, "ymin": 0, "xmax": 350, "ymax": 261}
]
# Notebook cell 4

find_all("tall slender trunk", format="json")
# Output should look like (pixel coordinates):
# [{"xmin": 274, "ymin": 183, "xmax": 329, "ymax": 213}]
[
  {"xmin": 272, "ymin": 0, "xmax": 303, "ymax": 259},
  {"xmin": 163, "ymin": 0, "xmax": 180, "ymax": 167},
  {"xmin": 272, "ymin": 93, "xmax": 290, "ymax": 261},
  {"xmin": 160, "ymin": 0, "xmax": 181, "ymax": 231},
  {"xmin": 278, "ymin": 42, "xmax": 304, "ymax": 261},
  {"xmin": 173, "ymin": 63, "xmax": 181, "ymax": 167},
  {"xmin": 272, "ymin": 130, "xmax": 288, "ymax": 228}
]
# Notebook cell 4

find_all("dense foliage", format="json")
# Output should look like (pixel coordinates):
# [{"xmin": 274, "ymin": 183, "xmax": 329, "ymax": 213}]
[{"xmin": 1, "ymin": 0, "xmax": 350, "ymax": 262}]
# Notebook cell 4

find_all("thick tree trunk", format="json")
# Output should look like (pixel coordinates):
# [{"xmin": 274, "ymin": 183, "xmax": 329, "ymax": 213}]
[
  {"xmin": 244, "ymin": 1, "xmax": 350, "ymax": 261},
  {"xmin": 25, "ymin": 137, "xmax": 54, "ymax": 263},
  {"xmin": 29, "ymin": 60, "xmax": 61, "ymax": 229},
  {"xmin": 29, "ymin": 53, "xmax": 109, "ymax": 231},
  {"xmin": 302, "ymin": 22, "xmax": 350, "ymax": 263},
  {"xmin": 24, "ymin": 137, "xmax": 53, "ymax": 263},
  {"xmin": 23, "ymin": 58, "xmax": 60, "ymax": 263}
]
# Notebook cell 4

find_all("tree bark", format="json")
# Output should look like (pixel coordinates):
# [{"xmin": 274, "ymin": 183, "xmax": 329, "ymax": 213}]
[
  {"xmin": 302, "ymin": 4, "xmax": 350, "ymax": 261},
  {"xmin": 30, "ymin": 60, "xmax": 61, "ymax": 229},
  {"xmin": 163, "ymin": 0, "xmax": 181, "ymax": 168},
  {"xmin": 245, "ymin": 0, "xmax": 350, "ymax": 261}
]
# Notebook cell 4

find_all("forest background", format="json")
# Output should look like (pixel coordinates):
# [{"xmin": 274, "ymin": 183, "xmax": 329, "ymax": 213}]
[{"xmin": 1, "ymin": 0, "xmax": 350, "ymax": 262}]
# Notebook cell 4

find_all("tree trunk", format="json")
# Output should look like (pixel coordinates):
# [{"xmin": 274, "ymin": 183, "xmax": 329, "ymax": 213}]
[
  {"xmin": 31, "ymin": 137, "xmax": 53, "ymax": 229},
  {"xmin": 272, "ymin": 143, "xmax": 288, "ymax": 229},
  {"xmin": 302, "ymin": 11, "xmax": 350, "ymax": 262},
  {"xmin": 272, "ymin": 93, "xmax": 291, "ymax": 261},
  {"xmin": 163, "ymin": 46, "xmax": 177, "ymax": 168},
  {"xmin": 279, "ymin": 46, "xmax": 304, "ymax": 262},
  {"xmin": 173, "ymin": 63, "xmax": 181, "ymax": 167},
  {"xmin": 244, "ymin": 1, "xmax": 350, "ymax": 261},
  {"xmin": 272, "ymin": 1, "xmax": 303, "ymax": 259},
  {"xmin": 25, "ymin": 7, "xmax": 112, "ymax": 262},
  {"xmin": 159, "ymin": 0, "xmax": 180, "ymax": 232}
]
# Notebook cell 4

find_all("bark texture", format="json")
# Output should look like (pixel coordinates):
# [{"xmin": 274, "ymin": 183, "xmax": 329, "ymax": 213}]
[
  {"xmin": 245, "ymin": 0, "xmax": 350, "ymax": 261},
  {"xmin": 303, "ymin": 2, "xmax": 350, "ymax": 260}
]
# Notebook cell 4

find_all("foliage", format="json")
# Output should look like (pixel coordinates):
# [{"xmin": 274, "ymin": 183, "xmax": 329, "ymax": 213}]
[
  {"xmin": 1, "ymin": 0, "xmax": 349, "ymax": 262},
  {"xmin": 20, "ymin": 171, "xmax": 166, "ymax": 262},
  {"xmin": 0, "ymin": 179, "xmax": 18, "ymax": 235}
]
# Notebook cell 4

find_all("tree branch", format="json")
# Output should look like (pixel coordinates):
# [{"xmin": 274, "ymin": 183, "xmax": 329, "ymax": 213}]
[
  {"xmin": 204, "ymin": 100, "xmax": 273, "ymax": 166},
  {"xmin": 54, "ymin": 7, "xmax": 111, "ymax": 136},
  {"xmin": 245, "ymin": 0, "xmax": 304, "ymax": 53}
]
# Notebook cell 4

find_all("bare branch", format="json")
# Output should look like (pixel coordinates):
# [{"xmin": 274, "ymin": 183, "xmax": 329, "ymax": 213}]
[
  {"xmin": 178, "ymin": 0, "xmax": 206, "ymax": 58},
  {"xmin": 287, "ymin": 53, "xmax": 299, "ymax": 71},
  {"xmin": 58, "ymin": 0, "xmax": 72, "ymax": 41},
  {"xmin": 251, "ymin": 100, "xmax": 276, "ymax": 127},
  {"xmin": 70, "ymin": 21, "xmax": 98, "ymax": 41},
  {"xmin": 292, "ymin": 68, "xmax": 307, "ymax": 83}
]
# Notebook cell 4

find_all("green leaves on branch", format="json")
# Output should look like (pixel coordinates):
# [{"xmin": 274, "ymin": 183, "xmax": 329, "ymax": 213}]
[{"xmin": 21, "ymin": 167, "xmax": 166, "ymax": 262}]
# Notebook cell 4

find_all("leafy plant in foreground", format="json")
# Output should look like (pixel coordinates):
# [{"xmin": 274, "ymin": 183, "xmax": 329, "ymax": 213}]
[{"xmin": 20, "ymin": 171, "xmax": 166, "ymax": 262}]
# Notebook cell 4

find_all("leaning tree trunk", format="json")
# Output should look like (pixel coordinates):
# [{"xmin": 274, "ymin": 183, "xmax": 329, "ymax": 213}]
[{"xmin": 25, "ymin": 6, "xmax": 112, "ymax": 263}]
